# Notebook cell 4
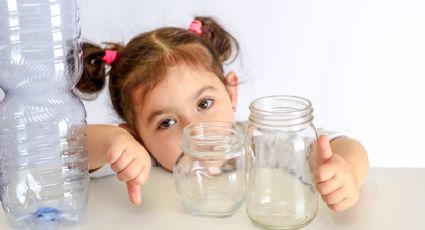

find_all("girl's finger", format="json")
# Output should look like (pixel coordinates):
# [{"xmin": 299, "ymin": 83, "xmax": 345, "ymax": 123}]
[
  {"xmin": 116, "ymin": 159, "xmax": 144, "ymax": 182},
  {"xmin": 126, "ymin": 182, "xmax": 141, "ymax": 205},
  {"xmin": 110, "ymin": 149, "xmax": 133, "ymax": 172}
]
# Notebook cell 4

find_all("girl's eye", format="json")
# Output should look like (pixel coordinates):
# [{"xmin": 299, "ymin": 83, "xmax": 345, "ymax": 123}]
[
  {"xmin": 198, "ymin": 99, "xmax": 214, "ymax": 111},
  {"xmin": 158, "ymin": 118, "xmax": 176, "ymax": 129}
]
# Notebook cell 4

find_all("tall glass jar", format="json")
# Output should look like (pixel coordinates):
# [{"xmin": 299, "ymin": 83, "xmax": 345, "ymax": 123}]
[
  {"xmin": 245, "ymin": 95, "xmax": 318, "ymax": 229},
  {"xmin": 173, "ymin": 122, "xmax": 246, "ymax": 217}
]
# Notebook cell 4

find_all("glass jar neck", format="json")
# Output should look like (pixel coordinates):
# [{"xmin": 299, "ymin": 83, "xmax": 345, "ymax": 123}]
[
  {"xmin": 181, "ymin": 121, "xmax": 245, "ymax": 158},
  {"xmin": 249, "ymin": 95, "xmax": 314, "ymax": 129}
]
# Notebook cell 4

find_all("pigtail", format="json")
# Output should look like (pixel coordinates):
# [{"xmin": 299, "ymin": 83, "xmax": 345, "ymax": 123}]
[
  {"xmin": 76, "ymin": 42, "xmax": 106, "ymax": 94},
  {"xmin": 75, "ymin": 41, "xmax": 124, "ymax": 98},
  {"xmin": 194, "ymin": 16, "xmax": 240, "ymax": 64}
]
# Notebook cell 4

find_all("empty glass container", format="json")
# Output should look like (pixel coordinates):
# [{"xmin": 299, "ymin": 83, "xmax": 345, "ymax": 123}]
[
  {"xmin": 245, "ymin": 95, "xmax": 318, "ymax": 229},
  {"xmin": 173, "ymin": 121, "xmax": 246, "ymax": 217}
]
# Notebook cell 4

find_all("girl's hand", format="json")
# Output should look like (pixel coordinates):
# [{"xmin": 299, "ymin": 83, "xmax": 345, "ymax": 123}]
[
  {"xmin": 105, "ymin": 128, "xmax": 151, "ymax": 205},
  {"xmin": 314, "ymin": 135, "xmax": 360, "ymax": 211}
]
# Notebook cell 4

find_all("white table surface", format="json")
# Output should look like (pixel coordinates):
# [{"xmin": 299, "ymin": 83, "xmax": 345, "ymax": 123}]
[{"xmin": 1, "ymin": 167, "xmax": 425, "ymax": 230}]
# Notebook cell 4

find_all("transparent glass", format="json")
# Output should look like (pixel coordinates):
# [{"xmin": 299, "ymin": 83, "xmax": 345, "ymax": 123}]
[
  {"xmin": 245, "ymin": 95, "xmax": 318, "ymax": 230},
  {"xmin": 173, "ymin": 122, "xmax": 246, "ymax": 217}
]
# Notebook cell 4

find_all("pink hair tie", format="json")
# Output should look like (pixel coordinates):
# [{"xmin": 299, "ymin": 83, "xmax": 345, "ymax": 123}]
[
  {"xmin": 188, "ymin": 19, "xmax": 203, "ymax": 35},
  {"xmin": 102, "ymin": 50, "xmax": 118, "ymax": 65}
]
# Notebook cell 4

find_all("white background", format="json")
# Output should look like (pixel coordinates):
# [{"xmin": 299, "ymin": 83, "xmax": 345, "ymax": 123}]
[{"xmin": 78, "ymin": 0, "xmax": 425, "ymax": 168}]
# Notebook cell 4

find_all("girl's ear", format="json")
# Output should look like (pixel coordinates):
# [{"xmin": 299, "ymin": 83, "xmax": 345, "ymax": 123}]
[{"xmin": 225, "ymin": 71, "xmax": 239, "ymax": 111}]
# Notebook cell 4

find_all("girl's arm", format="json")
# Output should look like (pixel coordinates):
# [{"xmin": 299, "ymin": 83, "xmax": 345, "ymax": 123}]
[
  {"xmin": 86, "ymin": 124, "xmax": 129, "ymax": 170},
  {"xmin": 86, "ymin": 124, "xmax": 151, "ymax": 205}
]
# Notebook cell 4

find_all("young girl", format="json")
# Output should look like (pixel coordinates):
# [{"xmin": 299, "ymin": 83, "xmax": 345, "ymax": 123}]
[{"xmin": 77, "ymin": 16, "xmax": 369, "ymax": 211}]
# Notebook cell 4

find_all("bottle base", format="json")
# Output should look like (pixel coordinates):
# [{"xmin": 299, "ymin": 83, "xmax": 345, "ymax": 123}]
[{"xmin": 3, "ymin": 207, "xmax": 86, "ymax": 230}]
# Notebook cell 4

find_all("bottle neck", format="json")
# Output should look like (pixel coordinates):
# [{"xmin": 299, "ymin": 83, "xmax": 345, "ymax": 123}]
[{"xmin": 249, "ymin": 95, "xmax": 314, "ymax": 130}]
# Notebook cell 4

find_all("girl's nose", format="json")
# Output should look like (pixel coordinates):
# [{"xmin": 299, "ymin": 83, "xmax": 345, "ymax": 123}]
[{"xmin": 180, "ymin": 114, "xmax": 202, "ymax": 129}]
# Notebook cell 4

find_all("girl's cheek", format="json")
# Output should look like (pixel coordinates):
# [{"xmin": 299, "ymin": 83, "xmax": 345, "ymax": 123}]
[{"xmin": 160, "ymin": 135, "xmax": 182, "ymax": 169}]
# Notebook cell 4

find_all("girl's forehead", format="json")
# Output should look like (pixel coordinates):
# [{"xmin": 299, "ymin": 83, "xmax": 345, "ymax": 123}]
[
  {"xmin": 155, "ymin": 66, "xmax": 223, "ymax": 95},
  {"xmin": 132, "ymin": 64, "xmax": 226, "ymax": 108},
  {"xmin": 167, "ymin": 64, "xmax": 216, "ymax": 79}
]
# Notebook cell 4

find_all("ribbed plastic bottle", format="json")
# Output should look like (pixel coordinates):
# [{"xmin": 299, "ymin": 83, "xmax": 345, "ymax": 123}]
[{"xmin": 0, "ymin": 0, "xmax": 89, "ymax": 229}]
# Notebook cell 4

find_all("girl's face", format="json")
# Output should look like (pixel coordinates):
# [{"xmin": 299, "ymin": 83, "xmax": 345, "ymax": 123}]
[{"xmin": 130, "ymin": 64, "xmax": 238, "ymax": 171}]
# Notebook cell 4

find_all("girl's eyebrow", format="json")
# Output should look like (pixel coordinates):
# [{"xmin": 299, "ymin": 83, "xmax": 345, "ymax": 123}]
[
  {"xmin": 193, "ymin": 85, "xmax": 216, "ymax": 99},
  {"xmin": 147, "ymin": 109, "xmax": 166, "ymax": 124},
  {"xmin": 146, "ymin": 85, "xmax": 217, "ymax": 124}
]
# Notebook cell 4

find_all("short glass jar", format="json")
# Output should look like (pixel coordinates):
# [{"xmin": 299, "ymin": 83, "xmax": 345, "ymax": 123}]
[
  {"xmin": 173, "ymin": 121, "xmax": 246, "ymax": 217},
  {"xmin": 245, "ymin": 95, "xmax": 318, "ymax": 229}
]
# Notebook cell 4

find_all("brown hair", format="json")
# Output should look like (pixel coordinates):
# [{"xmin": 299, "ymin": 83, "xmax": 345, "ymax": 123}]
[{"xmin": 76, "ymin": 16, "xmax": 239, "ymax": 129}]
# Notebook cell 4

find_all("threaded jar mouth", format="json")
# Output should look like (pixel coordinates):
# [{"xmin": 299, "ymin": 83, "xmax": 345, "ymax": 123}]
[
  {"xmin": 249, "ymin": 95, "xmax": 313, "ymax": 128},
  {"xmin": 181, "ymin": 121, "xmax": 244, "ymax": 158}
]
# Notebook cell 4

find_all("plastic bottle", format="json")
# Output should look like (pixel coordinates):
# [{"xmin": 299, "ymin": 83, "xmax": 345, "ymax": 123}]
[{"xmin": 0, "ymin": 0, "xmax": 89, "ymax": 229}]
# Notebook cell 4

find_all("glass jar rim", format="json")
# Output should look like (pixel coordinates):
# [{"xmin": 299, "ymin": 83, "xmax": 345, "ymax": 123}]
[
  {"xmin": 181, "ymin": 121, "xmax": 245, "ymax": 158},
  {"xmin": 249, "ymin": 95, "xmax": 314, "ymax": 128}
]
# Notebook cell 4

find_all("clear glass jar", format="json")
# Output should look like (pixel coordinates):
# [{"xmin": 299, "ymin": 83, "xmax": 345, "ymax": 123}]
[
  {"xmin": 245, "ymin": 95, "xmax": 318, "ymax": 229},
  {"xmin": 173, "ymin": 121, "xmax": 246, "ymax": 217}
]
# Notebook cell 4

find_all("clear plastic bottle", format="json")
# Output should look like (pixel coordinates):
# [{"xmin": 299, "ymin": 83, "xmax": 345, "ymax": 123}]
[{"xmin": 0, "ymin": 0, "xmax": 89, "ymax": 229}]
